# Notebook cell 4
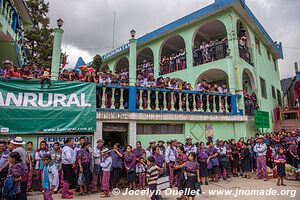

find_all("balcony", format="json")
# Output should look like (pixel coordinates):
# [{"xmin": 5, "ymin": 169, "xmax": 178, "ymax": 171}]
[
  {"xmin": 0, "ymin": 0, "xmax": 18, "ymax": 40},
  {"xmin": 96, "ymin": 85, "xmax": 242, "ymax": 116}
]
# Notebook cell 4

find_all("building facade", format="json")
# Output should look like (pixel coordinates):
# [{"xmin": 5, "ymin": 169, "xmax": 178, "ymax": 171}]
[
  {"xmin": 0, "ymin": 0, "xmax": 32, "ymax": 66},
  {"xmin": 96, "ymin": 0, "xmax": 283, "ymax": 147}
]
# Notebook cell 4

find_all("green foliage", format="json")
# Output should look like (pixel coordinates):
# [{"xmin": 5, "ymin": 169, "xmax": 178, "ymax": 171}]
[
  {"xmin": 24, "ymin": 0, "xmax": 54, "ymax": 68},
  {"xmin": 91, "ymin": 54, "xmax": 102, "ymax": 72}
]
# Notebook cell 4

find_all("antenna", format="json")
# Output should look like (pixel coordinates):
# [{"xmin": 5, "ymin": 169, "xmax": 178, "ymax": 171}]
[{"xmin": 112, "ymin": 11, "xmax": 116, "ymax": 49}]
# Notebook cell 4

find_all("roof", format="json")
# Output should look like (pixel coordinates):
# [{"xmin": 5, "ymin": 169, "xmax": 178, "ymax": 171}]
[
  {"xmin": 13, "ymin": 0, "xmax": 33, "ymax": 26},
  {"xmin": 281, "ymin": 77, "xmax": 293, "ymax": 97},
  {"xmin": 102, "ymin": 0, "xmax": 283, "ymax": 62}
]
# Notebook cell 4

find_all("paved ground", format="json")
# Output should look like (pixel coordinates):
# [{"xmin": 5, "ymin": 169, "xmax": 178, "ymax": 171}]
[{"xmin": 28, "ymin": 176, "xmax": 300, "ymax": 200}]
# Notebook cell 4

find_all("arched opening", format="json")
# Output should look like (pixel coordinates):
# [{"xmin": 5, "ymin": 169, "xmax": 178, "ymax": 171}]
[
  {"xmin": 114, "ymin": 57, "xmax": 129, "ymax": 74},
  {"xmin": 237, "ymin": 20, "xmax": 252, "ymax": 65},
  {"xmin": 159, "ymin": 35, "xmax": 186, "ymax": 75},
  {"xmin": 100, "ymin": 64, "xmax": 109, "ymax": 72},
  {"xmin": 137, "ymin": 47, "xmax": 154, "ymax": 78},
  {"xmin": 242, "ymin": 69, "xmax": 258, "ymax": 116},
  {"xmin": 195, "ymin": 69, "xmax": 229, "ymax": 89},
  {"xmin": 193, "ymin": 20, "xmax": 228, "ymax": 66}
]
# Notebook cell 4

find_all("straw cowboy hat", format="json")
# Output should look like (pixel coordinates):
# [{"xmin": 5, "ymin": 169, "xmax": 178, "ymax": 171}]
[{"xmin": 10, "ymin": 137, "xmax": 25, "ymax": 145}]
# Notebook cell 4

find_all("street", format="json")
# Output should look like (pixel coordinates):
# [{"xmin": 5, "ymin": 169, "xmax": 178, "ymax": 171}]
[{"xmin": 28, "ymin": 176, "xmax": 300, "ymax": 200}]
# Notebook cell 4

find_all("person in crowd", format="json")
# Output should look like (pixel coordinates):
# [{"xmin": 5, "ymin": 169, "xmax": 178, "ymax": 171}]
[
  {"xmin": 146, "ymin": 140, "xmax": 157, "ymax": 158},
  {"xmin": 77, "ymin": 142, "xmax": 92, "ymax": 195},
  {"xmin": 288, "ymin": 139, "xmax": 299, "ymax": 168},
  {"xmin": 110, "ymin": 143, "xmax": 123, "ymax": 189},
  {"xmin": 240, "ymin": 142, "xmax": 251, "ymax": 179},
  {"xmin": 35, "ymin": 140, "xmax": 50, "ymax": 191},
  {"xmin": 50, "ymin": 142, "xmax": 62, "ymax": 192},
  {"xmin": 254, "ymin": 135, "xmax": 268, "ymax": 181},
  {"xmin": 165, "ymin": 138, "xmax": 177, "ymax": 187},
  {"xmin": 42, "ymin": 154, "xmax": 59, "ymax": 200},
  {"xmin": 184, "ymin": 136, "xmax": 197, "ymax": 155},
  {"xmin": 3, "ymin": 152, "xmax": 28, "ymax": 200},
  {"xmin": 197, "ymin": 142, "xmax": 209, "ymax": 185},
  {"xmin": 100, "ymin": 149, "xmax": 112, "ymax": 198},
  {"xmin": 91, "ymin": 139, "xmax": 107, "ymax": 193},
  {"xmin": 61, "ymin": 138, "xmax": 76, "ymax": 199},
  {"xmin": 146, "ymin": 156, "xmax": 160, "ymax": 200},
  {"xmin": 26, "ymin": 141, "xmax": 35, "ymax": 192},
  {"xmin": 136, "ymin": 157, "xmax": 147, "ymax": 190},
  {"xmin": 184, "ymin": 152, "xmax": 200, "ymax": 200},
  {"xmin": 274, "ymin": 147, "xmax": 287, "ymax": 186},
  {"xmin": 174, "ymin": 146, "xmax": 187, "ymax": 198},
  {"xmin": 266, "ymin": 143, "xmax": 275, "ymax": 169},
  {"xmin": 157, "ymin": 140, "xmax": 166, "ymax": 156},
  {"xmin": 0, "ymin": 140, "xmax": 9, "ymax": 197},
  {"xmin": 207, "ymin": 141, "xmax": 219, "ymax": 183},
  {"xmin": 133, "ymin": 141, "xmax": 146, "ymax": 162},
  {"xmin": 230, "ymin": 139, "xmax": 239, "ymax": 177},
  {"xmin": 217, "ymin": 140, "xmax": 229, "ymax": 180},
  {"xmin": 124, "ymin": 145, "xmax": 136, "ymax": 190},
  {"xmin": 153, "ymin": 146, "xmax": 164, "ymax": 175}
]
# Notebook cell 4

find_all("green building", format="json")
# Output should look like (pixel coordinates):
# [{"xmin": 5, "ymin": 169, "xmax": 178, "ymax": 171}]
[
  {"xmin": 95, "ymin": 0, "xmax": 283, "ymax": 147},
  {"xmin": 0, "ymin": 0, "xmax": 32, "ymax": 66}
]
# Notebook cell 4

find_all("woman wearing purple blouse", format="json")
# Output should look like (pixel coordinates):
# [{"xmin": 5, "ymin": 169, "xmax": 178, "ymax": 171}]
[
  {"xmin": 110, "ymin": 143, "xmax": 123, "ymax": 188},
  {"xmin": 207, "ymin": 141, "xmax": 219, "ymax": 183},
  {"xmin": 124, "ymin": 145, "xmax": 136, "ymax": 190},
  {"xmin": 197, "ymin": 142, "xmax": 209, "ymax": 185},
  {"xmin": 133, "ymin": 141, "xmax": 146, "ymax": 162}
]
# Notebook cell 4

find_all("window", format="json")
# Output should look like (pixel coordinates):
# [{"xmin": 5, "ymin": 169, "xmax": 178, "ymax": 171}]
[
  {"xmin": 137, "ymin": 124, "xmax": 184, "ymax": 134},
  {"xmin": 271, "ymin": 85, "xmax": 276, "ymax": 99},
  {"xmin": 273, "ymin": 57, "xmax": 277, "ymax": 71},
  {"xmin": 260, "ymin": 77, "xmax": 267, "ymax": 99},
  {"xmin": 267, "ymin": 50, "xmax": 271, "ymax": 60},
  {"xmin": 277, "ymin": 89, "xmax": 282, "ymax": 107},
  {"xmin": 255, "ymin": 37, "xmax": 261, "ymax": 55}
]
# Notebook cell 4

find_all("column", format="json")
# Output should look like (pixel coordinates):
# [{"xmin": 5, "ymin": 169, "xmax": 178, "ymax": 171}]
[
  {"xmin": 128, "ymin": 121, "xmax": 137, "ymax": 147},
  {"xmin": 51, "ymin": 28, "xmax": 64, "ymax": 80},
  {"xmin": 94, "ymin": 120, "xmax": 103, "ymax": 148},
  {"xmin": 129, "ymin": 37, "xmax": 137, "ymax": 112}
]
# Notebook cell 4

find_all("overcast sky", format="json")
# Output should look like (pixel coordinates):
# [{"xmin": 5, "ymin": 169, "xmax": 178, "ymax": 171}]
[{"xmin": 47, "ymin": 0, "xmax": 300, "ymax": 79}]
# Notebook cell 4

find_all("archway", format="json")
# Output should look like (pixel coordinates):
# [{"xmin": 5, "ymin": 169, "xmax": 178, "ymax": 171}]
[
  {"xmin": 242, "ymin": 68, "xmax": 256, "ymax": 93},
  {"xmin": 193, "ymin": 20, "xmax": 228, "ymax": 66},
  {"xmin": 242, "ymin": 68, "xmax": 258, "ymax": 116},
  {"xmin": 195, "ymin": 69, "xmax": 229, "ymax": 89},
  {"xmin": 137, "ymin": 47, "xmax": 154, "ymax": 77},
  {"xmin": 237, "ymin": 20, "xmax": 252, "ymax": 64},
  {"xmin": 114, "ymin": 57, "xmax": 129, "ymax": 73},
  {"xmin": 159, "ymin": 35, "xmax": 186, "ymax": 74}
]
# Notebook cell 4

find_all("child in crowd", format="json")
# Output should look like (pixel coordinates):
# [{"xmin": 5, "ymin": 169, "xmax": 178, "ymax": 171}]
[
  {"xmin": 35, "ymin": 141, "xmax": 50, "ymax": 191},
  {"xmin": 26, "ymin": 141, "xmax": 35, "ymax": 192},
  {"xmin": 42, "ymin": 154, "xmax": 59, "ymax": 200},
  {"xmin": 146, "ymin": 156, "xmax": 160, "ymax": 200},
  {"xmin": 274, "ymin": 147, "xmax": 286, "ymax": 186},
  {"xmin": 136, "ymin": 157, "xmax": 146, "ymax": 189},
  {"xmin": 184, "ymin": 152, "xmax": 200, "ymax": 200}
]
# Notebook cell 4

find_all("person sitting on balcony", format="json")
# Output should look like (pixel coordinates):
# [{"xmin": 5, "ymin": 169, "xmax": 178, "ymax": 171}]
[
  {"xmin": 20, "ymin": 65, "xmax": 33, "ymax": 80},
  {"xmin": 3, "ymin": 65, "xmax": 19, "ymax": 78},
  {"xmin": 59, "ymin": 70, "xmax": 69, "ymax": 81}
]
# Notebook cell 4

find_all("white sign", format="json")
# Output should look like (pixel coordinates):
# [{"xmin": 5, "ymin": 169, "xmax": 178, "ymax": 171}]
[
  {"xmin": 38, "ymin": 135, "xmax": 93, "ymax": 150},
  {"xmin": 0, "ymin": 128, "xmax": 9, "ymax": 133},
  {"xmin": 102, "ymin": 43, "xmax": 130, "ymax": 61}
]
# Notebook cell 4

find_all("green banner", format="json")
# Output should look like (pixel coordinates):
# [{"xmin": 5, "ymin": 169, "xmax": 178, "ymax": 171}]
[
  {"xmin": 254, "ymin": 110, "xmax": 270, "ymax": 129},
  {"xmin": 0, "ymin": 78, "xmax": 96, "ymax": 134}
]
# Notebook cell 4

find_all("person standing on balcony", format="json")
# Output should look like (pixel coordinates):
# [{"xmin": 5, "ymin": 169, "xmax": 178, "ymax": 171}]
[
  {"xmin": 179, "ymin": 49, "xmax": 186, "ymax": 69},
  {"xmin": 165, "ymin": 138, "xmax": 177, "ymax": 187},
  {"xmin": 254, "ymin": 135, "xmax": 268, "ymax": 181}
]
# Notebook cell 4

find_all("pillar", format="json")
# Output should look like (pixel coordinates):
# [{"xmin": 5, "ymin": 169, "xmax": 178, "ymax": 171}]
[
  {"xmin": 153, "ymin": 47, "xmax": 160, "ymax": 78},
  {"xmin": 51, "ymin": 28, "xmax": 64, "ymax": 80},
  {"xmin": 128, "ymin": 121, "xmax": 137, "ymax": 147},
  {"xmin": 128, "ymin": 37, "xmax": 137, "ymax": 112},
  {"xmin": 94, "ymin": 120, "xmax": 103, "ymax": 148}
]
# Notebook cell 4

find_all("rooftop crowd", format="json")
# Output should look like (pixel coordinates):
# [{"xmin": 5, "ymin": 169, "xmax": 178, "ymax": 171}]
[{"xmin": 0, "ymin": 131, "xmax": 299, "ymax": 200}]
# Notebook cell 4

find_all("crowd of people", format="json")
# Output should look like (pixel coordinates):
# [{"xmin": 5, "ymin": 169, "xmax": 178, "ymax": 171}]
[
  {"xmin": 0, "ymin": 131, "xmax": 299, "ymax": 200},
  {"xmin": 193, "ymin": 39, "xmax": 228, "ymax": 66},
  {"xmin": 136, "ymin": 60, "xmax": 154, "ymax": 78},
  {"xmin": 243, "ymin": 88, "xmax": 259, "ymax": 116},
  {"xmin": 238, "ymin": 36, "xmax": 251, "ymax": 64},
  {"xmin": 159, "ymin": 49, "xmax": 186, "ymax": 75}
]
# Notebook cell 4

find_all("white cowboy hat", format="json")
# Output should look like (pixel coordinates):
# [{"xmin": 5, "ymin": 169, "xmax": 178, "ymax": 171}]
[{"xmin": 10, "ymin": 137, "xmax": 25, "ymax": 145}]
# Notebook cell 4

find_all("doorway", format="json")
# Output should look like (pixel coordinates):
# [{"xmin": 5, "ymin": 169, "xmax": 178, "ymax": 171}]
[{"xmin": 102, "ymin": 123, "xmax": 128, "ymax": 148}]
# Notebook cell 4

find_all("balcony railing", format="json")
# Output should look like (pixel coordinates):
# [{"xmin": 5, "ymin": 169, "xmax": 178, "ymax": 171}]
[{"xmin": 96, "ymin": 85, "xmax": 242, "ymax": 115}]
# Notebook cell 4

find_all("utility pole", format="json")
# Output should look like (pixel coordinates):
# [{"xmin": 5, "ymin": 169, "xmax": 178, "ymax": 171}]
[{"xmin": 112, "ymin": 11, "xmax": 116, "ymax": 49}]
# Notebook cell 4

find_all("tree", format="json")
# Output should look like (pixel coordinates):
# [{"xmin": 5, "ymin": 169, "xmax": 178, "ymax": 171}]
[
  {"xmin": 24, "ymin": 0, "xmax": 54, "ymax": 68},
  {"xmin": 91, "ymin": 54, "xmax": 102, "ymax": 72}
]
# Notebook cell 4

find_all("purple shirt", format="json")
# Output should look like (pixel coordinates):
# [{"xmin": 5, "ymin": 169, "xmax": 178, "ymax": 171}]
[
  {"xmin": 110, "ymin": 149, "xmax": 123, "ymax": 168},
  {"xmin": 133, "ymin": 148, "xmax": 146, "ymax": 159},
  {"xmin": 197, "ymin": 149, "xmax": 209, "ymax": 160},
  {"xmin": 77, "ymin": 149, "xmax": 91, "ymax": 164},
  {"xmin": 185, "ymin": 161, "xmax": 199, "ymax": 173},
  {"xmin": 275, "ymin": 154, "xmax": 286, "ymax": 161},
  {"xmin": 288, "ymin": 144, "xmax": 298, "ymax": 154},
  {"xmin": 123, "ymin": 152, "xmax": 136, "ymax": 170},
  {"xmin": 208, "ymin": 147, "xmax": 218, "ymax": 156},
  {"xmin": 154, "ymin": 153, "xmax": 164, "ymax": 168}
]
